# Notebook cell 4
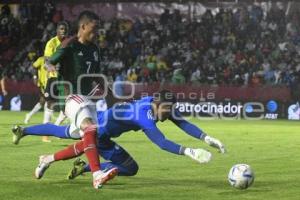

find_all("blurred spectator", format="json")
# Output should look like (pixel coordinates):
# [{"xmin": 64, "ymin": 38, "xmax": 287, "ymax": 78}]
[
  {"xmin": 172, "ymin": 68, "xmax": 185, "ymax": 84},
  {"xmin": 0, "ymin": 2, "xmax": 299, "ymax": 89},
  {"xmin": 160, "ymin": 9, "xmax": 171, "ymax": 26},
  {"xmin": 190, "ymin": 67, "xmax": 201, "ymax": 85},
  {"xmin": 127, "ymin": 69, "xmax": 138, "ymax": 82}
]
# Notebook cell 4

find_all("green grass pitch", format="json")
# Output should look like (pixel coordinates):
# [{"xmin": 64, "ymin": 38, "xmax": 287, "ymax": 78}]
[{"xmin": 0, "ymin": 111, "xmax": 300, "ymax": 200}]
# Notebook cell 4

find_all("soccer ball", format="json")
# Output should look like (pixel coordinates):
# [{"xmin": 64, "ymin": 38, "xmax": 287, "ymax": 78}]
[{"xmin": 228, "ymin": 164, "xmax": 254, "ymax": 189}]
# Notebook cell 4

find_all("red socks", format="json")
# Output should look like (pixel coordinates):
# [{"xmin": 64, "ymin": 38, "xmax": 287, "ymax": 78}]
[
  {"xmin": 54, "ymin": 141, "xmax": 84, "ymax": 161},
  {"xmin": 53, "ymin": 125, "xmax": 100, "ymax": 173},
  {"xmin": 82, "ymin": 125, "xmax": 101, "ymax": 172}
]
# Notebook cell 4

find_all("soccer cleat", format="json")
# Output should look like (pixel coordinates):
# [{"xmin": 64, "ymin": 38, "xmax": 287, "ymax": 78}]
[
  {"xmin": 35, "ymin": 155, "xmax": 51, "ymax": 179},
  {"xmin": 68, "ymin": 158, "xmax": 87, "ymax": 180},
  {"xmin": 24, "ymin": 114, "xmax": 30, "ymax": 124},
  {"xmin": 204, "ymin": 136, "xmax": 226, "ymax": 153},
  {"xmin": 93, "ymin": 167, "xmax": 118, "ymax": 189},
  {"xmin": 12, "ymin": 125, "xmax": 24, "ymax": 145}
]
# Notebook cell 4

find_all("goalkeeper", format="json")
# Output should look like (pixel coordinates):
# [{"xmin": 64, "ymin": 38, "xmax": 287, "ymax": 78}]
[{"xmin": 12, "ymin": 90, "xmax": 225, "ymax": 178}]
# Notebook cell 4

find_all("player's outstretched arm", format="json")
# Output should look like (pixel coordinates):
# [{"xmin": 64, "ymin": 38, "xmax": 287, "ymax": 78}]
[
  {"xmin": 170, "ymin": 111, "xmax": 226, "ymax": 153},
  {"xmin": 143, "ymin": 127, "xmax": 212, "ymax": 164}
]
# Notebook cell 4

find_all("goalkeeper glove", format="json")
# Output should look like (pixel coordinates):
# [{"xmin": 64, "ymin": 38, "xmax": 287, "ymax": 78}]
[
  {"xmin": 184, "ymin": 148, "xmax": 212, "ymax": 164},
  {"xmin": 204, "ymin": 135, "xmax": 226, "ymax": 153}
]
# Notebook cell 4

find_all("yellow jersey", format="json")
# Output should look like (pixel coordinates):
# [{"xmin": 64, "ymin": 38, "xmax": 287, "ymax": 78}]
[
  {"xmin": 33, "ymin": 56, "xmax": 47, "ymax": 91},
  {"xmin": 44, "ymin": 36, "xmax": 61, "ymax": 78}
]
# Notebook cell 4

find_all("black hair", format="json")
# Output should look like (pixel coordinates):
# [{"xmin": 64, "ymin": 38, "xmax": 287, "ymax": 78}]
[
  {"xmin": 155, "ymin": 89, "xmax": 177, "ymax": 104},
  {"xmin": 77, "ymin": 10, "xmax": 99, "ymax": 27},
  {"xmin": 57, "ymin": 21, "xmax": 69, "ymax": 31}
]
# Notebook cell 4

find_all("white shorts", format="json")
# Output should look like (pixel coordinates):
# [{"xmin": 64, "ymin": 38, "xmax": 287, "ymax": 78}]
[{"xmin": 65, "ymin": 94, "xmax": 97, "ymax": 138}]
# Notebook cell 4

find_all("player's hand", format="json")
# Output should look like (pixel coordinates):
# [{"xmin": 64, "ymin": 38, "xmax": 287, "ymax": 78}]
[
  {"xmin": 184, "ymin": 148, "xmax": 212, "ymax": 164},
  {"xmin": 204, "ymin": 136, "xmax": 226, "ymax": 154}
]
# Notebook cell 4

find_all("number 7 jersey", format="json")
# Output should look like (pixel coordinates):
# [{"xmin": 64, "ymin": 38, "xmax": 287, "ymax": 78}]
[{"xmin": 50, "ymin": 36, "xmax": 100, "ymax": 95}]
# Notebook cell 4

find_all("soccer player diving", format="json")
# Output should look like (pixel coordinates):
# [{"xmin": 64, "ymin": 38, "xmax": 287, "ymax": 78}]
[{"xmin": 12, "ymin": 90, "xmax": 226, "ymax": 180}]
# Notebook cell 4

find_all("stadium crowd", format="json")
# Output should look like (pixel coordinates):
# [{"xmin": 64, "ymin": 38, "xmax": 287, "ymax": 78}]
[{"xmin": 1, "ymin": 2, "xmax": 300, "ymax": 88}]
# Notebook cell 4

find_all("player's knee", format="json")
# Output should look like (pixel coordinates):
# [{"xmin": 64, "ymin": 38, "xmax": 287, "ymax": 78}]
[
  {"xmin": 80, "ymin": 123, "xmax": 97, "ymax": 138},
  {"xmin": 126, "ymin": 160, "xmax": 139, "ymax": 176},
  {"xmin": 80, "ymin": 118, "xmax": 95, "ymax": 130}
]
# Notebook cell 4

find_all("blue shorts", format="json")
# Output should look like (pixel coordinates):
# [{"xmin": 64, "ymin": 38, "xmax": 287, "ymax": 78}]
[{"xmin": 98, "ymin": 136, "xmax": 134, "ymax": 166}]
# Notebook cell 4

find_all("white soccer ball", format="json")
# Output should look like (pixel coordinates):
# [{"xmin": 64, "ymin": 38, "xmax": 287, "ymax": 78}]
[{"xmin": 228, "ymin": 164, "xmax": 254, "ymax": 189}]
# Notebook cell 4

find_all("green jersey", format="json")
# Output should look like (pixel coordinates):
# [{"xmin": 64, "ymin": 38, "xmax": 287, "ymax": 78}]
[{"xmin": 50, "ymin": 36, "xmax": 100, "ymax": 95}]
